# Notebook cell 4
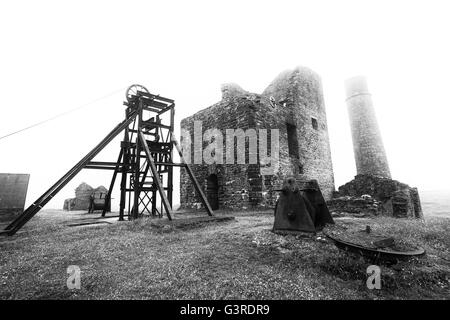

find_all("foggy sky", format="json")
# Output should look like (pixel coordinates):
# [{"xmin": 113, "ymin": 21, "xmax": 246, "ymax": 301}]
[{"xmin": 0, "ymin": 0, "xmax": 449, "ymax": 210}]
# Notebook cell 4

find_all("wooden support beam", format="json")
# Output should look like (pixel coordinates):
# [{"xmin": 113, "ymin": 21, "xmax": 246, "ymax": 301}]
[
  {"xmin": 136, "ymin": 91, "xmax": 175, "ymax": 103},
  {"xmin": 128, "ymin": 129, "xmax": 158, "ymax": 136},
  {"xmin": 139, "ymin": 97, "xmax": 169, "ymax": 109},
  {"xmin": 3, "ymin": 111, "xmax": 138, "ymax": 235},
  {"xmin": 124, "ymin": 187, "xmax": 169, "ymax": 192},
  {"xmin": 119, "ymin": 111, "xmax": 131, "ymax": 221},
  {"xmin": 141, "ymin": 122, "xmax": 172, "ymax": 130},
  {"xmin": 132, "ymin": 101, "xmax": 143, "ymax": 220},
  {"xmin": 138, "ymin": 131, "xmax": 173, "ymax": 220},
  {"xmin": 171, "ymin": 134, "xmax": 214, "ymax": 216},
  {"xmin": 153, "ymin": 162, "xmax": 185, "ymax": 167},
  {"xmin": 102, "ymin": 149, "xmax": 123, "ymax": 217},
  {"xmin": 157, "ymin": 104, "xmax": 175, "ymax": 115},
  {"xmin": 143, "ymin": 106, "xmax": 162, "ymax": 113},
  {"xmin": 87, "ymin": 161, "xmax": 120, "ymax": 166},
  {"xmin": 167, "ymin": 105, "xmax": 175, "ymax": 206},
  {"xmin": 84, "ymin": 166, "xmax": 117, "ymax": 170}
]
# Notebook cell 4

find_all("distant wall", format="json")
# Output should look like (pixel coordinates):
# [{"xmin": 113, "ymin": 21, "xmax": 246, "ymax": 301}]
[
  {"xmin": 63, "ymin": 183, "xmax": 109, "ymax": 211},
  {"xmin": 334, "ymin": 174, "xmax": 423, "ymax": 218},
  {"xmin": 0, "ymin": 173, "xmax": 30, "ymax": 222}
]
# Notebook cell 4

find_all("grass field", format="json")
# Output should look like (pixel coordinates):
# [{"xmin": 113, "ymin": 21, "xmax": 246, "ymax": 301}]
[{"xmin": 0, "ymin": 209, "xmax": 449, "ymax": 300}]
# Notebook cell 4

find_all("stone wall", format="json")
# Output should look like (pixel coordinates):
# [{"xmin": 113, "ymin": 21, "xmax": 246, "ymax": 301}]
[
  {"xmin": 180, "ymin": 66, "xmax": 335, "ymax": 210},
  {"xmin": 331, "ymin": 174, "xmax": 423, "ymax": 218},
  {"xmin": 261, "ymin": 67, "xmax": 335, "ymax": 200},
  {"xmin": 327, "ymin": 195, "xmax": 382, "ymax": 217},
  {"xmin": 63, "ymin": 183, "xmax": 109, "ymax": 211},
  {"xmin": 180, "ymin": 89, "xmax": 258, "ymax": 209}
]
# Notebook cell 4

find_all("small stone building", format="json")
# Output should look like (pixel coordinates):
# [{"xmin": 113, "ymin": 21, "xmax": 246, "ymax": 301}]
[
  {"xmin": 63, "ymin": 183, "xmax": 109, "ymax": 212},
  {"xmin": 180, "ymin": 67, "xmax": 335, "ymax": 210}
]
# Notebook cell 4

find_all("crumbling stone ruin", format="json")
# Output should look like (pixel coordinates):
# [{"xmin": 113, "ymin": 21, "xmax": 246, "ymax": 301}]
[
  {"xmin": 180, "ymin": 69, "xmax": 422, "ymax": 218},
  {"xmin": 329, "ymin": 175, "xmax": 422, "ymax": 218},
  {"xmin": 63, "ymin": 183, "xmax": 109, "ymax": 212},
  {"xmin": 180, "ymin": 67, "xmax": 335, "ymax": 210},
  {"xmin": 328, "ymin": 76, "xmax": 423, "ymax": 218}
]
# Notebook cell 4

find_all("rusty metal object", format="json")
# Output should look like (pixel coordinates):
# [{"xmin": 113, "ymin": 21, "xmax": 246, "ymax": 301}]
[
  {"xmin": 273, "ymin": 177, "xmax": 334, "ymax": 234},
  {"xmin": 300, "ymin": 179, "xmax": 334, "ymax": 230},
  {"xmin": 372, "ymin": 237, "xmax": 395, "ymax": 248},
  {"xmin": 326, "ymin": 234, "xmax": 425, "ymax": 262},
  {"xmin": 324, "ymin": 226, "xmax": 426, "ymax": 263},
  {"xmin": 88, "ymin": 192, "xmax": 110, "ymax": 213}
]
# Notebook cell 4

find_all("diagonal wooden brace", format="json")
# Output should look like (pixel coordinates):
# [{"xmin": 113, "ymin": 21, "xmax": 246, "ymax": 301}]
[
  {"xmin": 138, "ymin": 130, "xmax": 173, "ymax": 220},
  {"xmin": 171, "ymin": 133, "xmax": 214, "ymax": 216}
]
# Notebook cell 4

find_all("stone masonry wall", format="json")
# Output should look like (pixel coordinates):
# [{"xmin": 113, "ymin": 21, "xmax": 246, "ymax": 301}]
[
  {"xmin": 180, "ymin": 66, "xmax": 335, "ymax": 210},
  {"xmin": 333, "ymin": 174, "xmax": 423, "ymax": 218},
  {"xmin": 262, "ymin": 67, "xmax": 335, "ymax": 200},
  {"xmin": 180, "ymin": 89, "xmax": 258, "ymax": 209}
]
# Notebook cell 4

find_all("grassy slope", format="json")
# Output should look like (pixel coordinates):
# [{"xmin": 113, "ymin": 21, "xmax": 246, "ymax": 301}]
[{"xmin": 0, "ymin": 210, "xmax": 449, "ymax": 300}]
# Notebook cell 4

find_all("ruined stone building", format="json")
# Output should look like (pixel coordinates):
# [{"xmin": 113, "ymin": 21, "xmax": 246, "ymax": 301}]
[
  {"xmin": 330, "ymin": 76, "xmax": 423, "ymax": 218},
  {"xmin": 180, "ymin": 67, "xmax": 335, "ymax": 210},
  {"xmin": 63, "ymin": 183, "xmax": 109, "ymax": 212}
]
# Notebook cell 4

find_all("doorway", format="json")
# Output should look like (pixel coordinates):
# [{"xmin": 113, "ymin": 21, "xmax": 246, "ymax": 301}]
[{"xmin": 206, "ymin": 174, "xmax": 219, "ymax": 210}]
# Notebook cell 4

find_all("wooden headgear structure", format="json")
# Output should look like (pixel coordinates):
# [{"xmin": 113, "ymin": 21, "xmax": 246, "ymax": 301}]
[{"xmin": 1, "ymin": 85, "xmax": 213, "ymax": 236}]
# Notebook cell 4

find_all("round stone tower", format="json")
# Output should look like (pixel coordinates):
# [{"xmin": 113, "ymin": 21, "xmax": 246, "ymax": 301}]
[{"xmin": 345, "ymin": 76, "xmax": 391, "ymax": 179}]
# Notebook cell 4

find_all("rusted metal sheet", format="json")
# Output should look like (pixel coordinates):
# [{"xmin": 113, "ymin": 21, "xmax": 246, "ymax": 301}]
[
  {"xmin": 372, "ymin": 237, "xmax": 395, "ymax": 248},
  {"xmin": 273, "ymin": 177, "xmax": 335, "ymax": 234},
  {"xmin": 0, "ymin": 173, "xmax": 30, "ymax": 223},
  {"xmin": 325, "ymin": 232, "xmax": 425, "ymax": 263},
  {"xmin": 300, "ymin": 180, "xmax": 335, "ymax": 230}
]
